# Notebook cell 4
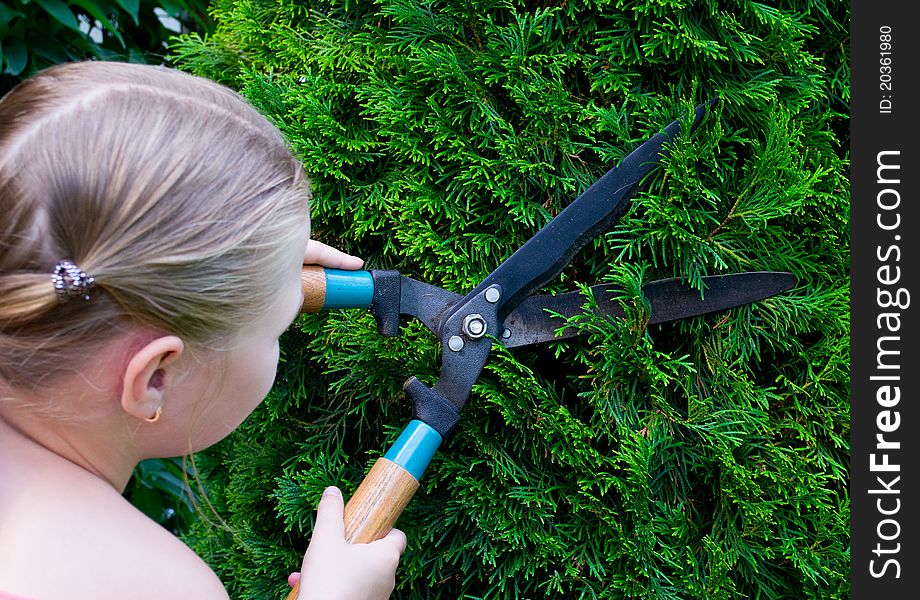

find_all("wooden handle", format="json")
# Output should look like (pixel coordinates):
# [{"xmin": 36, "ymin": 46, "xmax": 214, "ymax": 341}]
[
  {"xmin": 343, "ymin": 458, "xmax": 421, "ymax": 542},
  {"xmin": 284, "ymin": 420, "xmax": 441, "ymax": 599},
  {"xmin": 300, "ymin": 266, "xmax": 327, "ymax": 313},
  {"xmin": 284, "ymin": 458, "xmax": 420, "ymax": 600}
]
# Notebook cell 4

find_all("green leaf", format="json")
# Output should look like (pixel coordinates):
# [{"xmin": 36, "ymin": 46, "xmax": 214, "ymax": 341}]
[
  {"xmin": 34, "ymin": 0, "xmax": 81, "ymax": 34},
  {"xmin": 69, "ymin": 0, "xmax": 125, "ymax": 47},
  {"xmin": 112, "ymin": 0, "xmax": 140, "ymax": 26},
  {"xmin": 128, "ymin": 485, "xmax": 168, "ymax": 522},
  {"xmin": 158, "ymin": 0, "xmax": 187, "ymax": 18},
  {"xmin": 127, "ymin": 46, "xmax": 148, "ymax": 63},
  {"xmin": 27, "ymin": 35, "xmax": 70, "ymax": 64},
  {"xmin": 0, "ymin": 5, "xmax": 26, "ymax": 26},
  {"xmin": 2, "ymin": 35, "xmax": 28, "ymax": 76}
]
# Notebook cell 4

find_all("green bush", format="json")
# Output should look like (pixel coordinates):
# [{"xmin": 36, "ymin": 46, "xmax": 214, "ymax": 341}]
[{"xmin": 171, "ymin": 1, "xmax": 849, "ymax": 598}]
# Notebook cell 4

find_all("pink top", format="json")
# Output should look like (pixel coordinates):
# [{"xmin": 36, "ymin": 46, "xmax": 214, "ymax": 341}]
[{"xmin": 0, "ymin": 592, "xmax": 37, "ymax": 600}]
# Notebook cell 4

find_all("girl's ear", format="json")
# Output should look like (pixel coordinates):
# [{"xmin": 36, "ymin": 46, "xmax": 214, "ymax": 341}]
[{"xmin": 120, "ymin": 336, "xmax": 185, "ymax": 422}]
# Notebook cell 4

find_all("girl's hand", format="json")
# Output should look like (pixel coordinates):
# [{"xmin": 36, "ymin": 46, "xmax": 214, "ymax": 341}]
[
  {"xmin": 304, "ymin": 240, "xmax": 363, "ymax": 270},
  {"xmin": 293, "ymin": 486, "xmax": 406, "ymax": 600}
]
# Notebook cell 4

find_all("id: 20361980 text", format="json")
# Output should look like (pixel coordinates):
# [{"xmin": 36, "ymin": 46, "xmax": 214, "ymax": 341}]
[{"xmin": 878, "ymin": 26, "xmax": 893, "ymax": 114}]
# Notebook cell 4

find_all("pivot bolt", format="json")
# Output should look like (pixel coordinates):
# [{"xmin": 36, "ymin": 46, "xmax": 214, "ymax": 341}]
[
  {"xmin": 485, "ymin": 287, "xmax": 501, "ymax": 303},
  {"xmin": 462, "ymin": 314, "xmax": 487, "ymax": 338},
  {"xmin": 448, "ymin": 335, "xmax": 465, "ymax": 352}
]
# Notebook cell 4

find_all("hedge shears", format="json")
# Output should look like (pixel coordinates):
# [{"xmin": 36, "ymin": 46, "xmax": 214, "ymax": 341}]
[{"xmin": 286, "ymin": 100, "xmax": 794, "ymax": 598}]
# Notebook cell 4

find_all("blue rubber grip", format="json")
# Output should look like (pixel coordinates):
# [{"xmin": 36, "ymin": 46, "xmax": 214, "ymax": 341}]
[
  {"xmin": 322, "ymin": 269, "xmax": 374, "ymax": 309},
  {"xmin": 383, "ymin": 420, "xmax": 443, "ymax": 481}
]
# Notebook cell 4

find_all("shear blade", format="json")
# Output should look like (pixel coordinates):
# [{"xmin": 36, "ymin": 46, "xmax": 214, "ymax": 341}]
[
  {"xmin": 448, "ymin": 101, "xmax": 717, "ymax": 324},
  {"xmin": 501, "ymin": 271, "xmax": 796, "ymax": 348}
]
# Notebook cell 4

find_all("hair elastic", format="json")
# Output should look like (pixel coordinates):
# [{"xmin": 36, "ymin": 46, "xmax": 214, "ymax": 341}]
[{"xmin": 52, "ymin": 259, "xmax": 96, "ymax": 303}]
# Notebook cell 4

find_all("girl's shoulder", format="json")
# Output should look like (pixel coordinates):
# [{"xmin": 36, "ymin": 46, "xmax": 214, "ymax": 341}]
[
  {"xmin": 0, "ymin": 591, "xmax": 37, "ymax": 600},
  {"xmin": 0, "ymin": 475, "xmax": 229, "ymax": 600}
]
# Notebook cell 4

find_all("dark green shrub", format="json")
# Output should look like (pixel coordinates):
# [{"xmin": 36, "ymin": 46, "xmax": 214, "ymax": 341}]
[
  {"xmin": 0, "ymin": 0, "xmax": 212, "ymax": 92},
  {"xmin": 126, "ymin": 457, "xmax": 200, "ymax": 534},
  {"xmin": 171, "ymin": 1, "xmax": 849, "ymax": 598}
]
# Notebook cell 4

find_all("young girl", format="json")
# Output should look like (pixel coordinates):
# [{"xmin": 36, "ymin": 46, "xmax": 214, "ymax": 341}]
[{"xmin": 0, "ymin": 61, "xmax": 405, "ymax": 599}]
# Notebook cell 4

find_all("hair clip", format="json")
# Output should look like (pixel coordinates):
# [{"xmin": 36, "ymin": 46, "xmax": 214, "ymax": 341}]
[{"xmin": 52, "ymin": 260, "xmax": 96, "ymax": 303}]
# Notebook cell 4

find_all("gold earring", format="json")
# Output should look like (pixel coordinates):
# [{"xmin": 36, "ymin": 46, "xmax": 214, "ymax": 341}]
[{"xmin": 144, "ymin": 406, "xmax": 163, "ymax": 423}]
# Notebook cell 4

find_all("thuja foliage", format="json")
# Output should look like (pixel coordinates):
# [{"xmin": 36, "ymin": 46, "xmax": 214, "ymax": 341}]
[{"xmin": 171, "ymin": 1, "xmax": 849, "ymax": 598}]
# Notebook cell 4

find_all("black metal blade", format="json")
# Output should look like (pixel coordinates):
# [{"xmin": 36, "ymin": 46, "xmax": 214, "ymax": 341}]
[
  {"xmin": 500, "ymin": 271, "xmax": 796, "ymax": 348},
  {"xmin": 444, "ymin": 100, "xmax": 717, "ymax": 328}
]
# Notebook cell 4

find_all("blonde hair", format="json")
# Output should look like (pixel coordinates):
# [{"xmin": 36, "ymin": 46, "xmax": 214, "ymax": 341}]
[{"xmin": 0, "ymin": 61, "xmax": 310, "ymax": 390}]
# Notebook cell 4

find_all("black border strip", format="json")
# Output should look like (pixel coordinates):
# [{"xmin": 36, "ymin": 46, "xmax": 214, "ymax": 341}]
[{"xmin": 851, "ymin": 1, "xmax": 918, "ymax": 596}]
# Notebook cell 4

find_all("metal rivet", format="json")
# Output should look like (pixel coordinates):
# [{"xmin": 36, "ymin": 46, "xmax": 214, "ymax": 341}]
[
  {"xmin": 462, "ymin": 314, "xmax": 487, "ymax": 338},
  {"xmin": 502, "ymin": 328, "xmax": 512, "ymax": 339},
  {"xmin": 485, "ymin": 287, "xmax": 501, "ymax": 303},
  {"xmin": 448, "ymin": 335, "xmax": 465, "ymax": 351}
]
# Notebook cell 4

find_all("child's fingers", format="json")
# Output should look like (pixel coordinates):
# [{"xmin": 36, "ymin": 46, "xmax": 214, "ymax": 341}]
[
  {"xmin": 287, "ymin": 572, "xmax": 301, "ymax": 587},
  {"xmin": 304, "ymin": 240, "xmax": 363, "ymax": 270},
  {"xmin": 311, "ymin": 486, "xmax": 346, "ymax": 540},
  {"xmin": 375, "ymin": 527, "xmax": 408, "ymax": 555}
]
